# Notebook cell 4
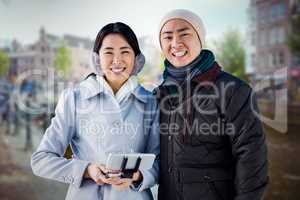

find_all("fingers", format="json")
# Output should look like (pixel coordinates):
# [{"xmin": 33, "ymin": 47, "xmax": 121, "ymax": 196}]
[
  {"xmin": 96, "ymin": 169, "xmax": 119, "ymax": 185},
  {"xmin": 94, "ymin": 176, "xmax": 104, "ymax": 185},
  {"xmin": 98, "ymin": 165, "xmax": 109, "ymax": 174},
  {"xmin": 104, "ymin": 177, "xmax": 122, "ymax": 185},
  {"xmin": 106, "ymin": 177, "xmax": 121, "ymax": 184},
  {"xmin": 132, "ymin": 171, "xmax": 142, "ymax": 182},
  {"xmin": 91, "ymin": 164, "xmax": 132, "ymax": 189},
  {"xmin": 99, "ymin": 165, "xmax": 120, "ymax": 174},
  {"xmin": 94, "ymin": 168, "xmax": 106, "ymax": 185},
  {"xmin": 112, "ymin": 180, "xmax": 132, "ymax": 191}
]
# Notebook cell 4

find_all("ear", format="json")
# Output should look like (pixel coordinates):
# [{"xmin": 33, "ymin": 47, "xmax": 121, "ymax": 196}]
[
  {"xmin": 131, "ymin": 53, "xmax": 145, "ymax": 75},
  {"xmin": 91, "ymin": 52, "xmax": 104, "ymax": 76}
]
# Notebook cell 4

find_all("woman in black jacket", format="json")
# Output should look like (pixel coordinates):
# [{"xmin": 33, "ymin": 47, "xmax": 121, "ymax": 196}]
[{"xmin": 156, "ymin": 9, "xmax": 268, "ymax": 200}]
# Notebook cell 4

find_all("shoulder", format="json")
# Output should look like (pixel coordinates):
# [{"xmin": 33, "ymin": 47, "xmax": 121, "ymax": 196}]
[
  {"xmin": 135, "ymin": 84, "xmax": 157, "ymax": 100},
  {"xmin": 216, "ymin": 71, "xmax": 252, "ymax": 97},
  {"xmin": 72, "ymin": 73, "xmax": 101, "ymax": 100},
  {"xmin": 217, "ymin": 71, "xmax": 250, "ymax": 88},
  {"xmin": 55, "ymin": 74, "xmax": 97, "ymax": 108},
  {"xmin": 135, "ymin": 85, "xmax": 158, "ymax": 110}
]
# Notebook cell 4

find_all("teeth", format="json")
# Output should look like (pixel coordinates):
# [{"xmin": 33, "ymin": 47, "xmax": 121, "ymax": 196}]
[
  {"xmin": 173, "ymin": 51, "xmax": 186, "ymax": 57},
  {"xmin": 111, "ymin": 67, "xmax": 125, "ymax": 73}
]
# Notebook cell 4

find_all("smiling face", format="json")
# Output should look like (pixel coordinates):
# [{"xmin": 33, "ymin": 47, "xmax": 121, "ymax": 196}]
[
  {"xmin": 160, "ymin": 19, "xmax": 202, "ymax": 68},
  {"xmin": 99, "ymin": 33, "xmax": 135, "ymax": 87}
]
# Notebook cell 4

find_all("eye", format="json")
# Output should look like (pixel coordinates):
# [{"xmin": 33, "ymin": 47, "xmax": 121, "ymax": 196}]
[
  {"xmin": 104, "ymin": 52, "xmax": 113, "ymax": 55},
  {"xmin": 180, "ymin": 33, "xmax": 189, "ymax": 37},
  {"xmin": 163, "ymin": 36, "xmax": 172, "ymax": 40},
  {"xmin": 121, "ymin": 51, "xmax": 130, "ymax": 54}
]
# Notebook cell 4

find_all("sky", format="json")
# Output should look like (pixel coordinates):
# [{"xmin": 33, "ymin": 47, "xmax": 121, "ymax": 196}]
[{"xmin": 0, "ymin": 0, "xmax": 250, "ymax": 45}]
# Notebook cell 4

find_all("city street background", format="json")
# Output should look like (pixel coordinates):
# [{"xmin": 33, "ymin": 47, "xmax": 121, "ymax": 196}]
[{"xmin": 1, "ymin": 0, "xmax": 300, "ymax": 199}]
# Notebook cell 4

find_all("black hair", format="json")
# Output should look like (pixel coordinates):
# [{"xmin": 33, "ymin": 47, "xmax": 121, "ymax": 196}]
[{"xmin": 93, "ymin": 22, "xmax": 141, "ymax": 56}]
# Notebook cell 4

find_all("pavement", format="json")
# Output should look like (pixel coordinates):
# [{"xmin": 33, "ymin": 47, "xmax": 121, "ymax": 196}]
[
  {"xmin": 1, "ymin": 118, "xmax": 300, "ymax": 200},
  {"xmin": 0, "ymin": 128, "xmax": 38, "ymax": 200},
  {"xmin": 264, "ymin": 124, "xmax": 300, "ymax": 200},
  {"xmin": 0, "ymin": 123, "xmax": 67, "ymax": 200}
]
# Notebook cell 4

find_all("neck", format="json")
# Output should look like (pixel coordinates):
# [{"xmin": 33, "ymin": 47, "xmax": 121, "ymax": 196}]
[
  {"xmin": 163, "ymin": 49, "xmax": 215, "ymax": 82},
  {"xmin": 105, "ymin": 77, "xmax": 126, "ymax": 94}
]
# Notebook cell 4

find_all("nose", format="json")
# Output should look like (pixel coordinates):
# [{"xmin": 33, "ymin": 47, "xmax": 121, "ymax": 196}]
[
  {"xmin": 112, "ymin": 54, "xmax": 122, "ymax": 65},
  {"xmin": 171, "ymin": 35, "xmax": 183, "ymax": 49}
]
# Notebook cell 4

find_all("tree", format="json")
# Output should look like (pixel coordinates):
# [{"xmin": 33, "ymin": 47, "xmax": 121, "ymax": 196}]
[
  {"xmin": 287, "ymin": 0, "xmax": 300, "ymax": 60},
  {"xmin": 0, "ymin": 50, "xmax": 10, "ymax": 77},
  {"xmin": 213, "ymin": 28, "xmax": 248, "ymax": 82},
  {"xmin": 55, "ymin": 41, "xmax": 71, "ymax": 79}
]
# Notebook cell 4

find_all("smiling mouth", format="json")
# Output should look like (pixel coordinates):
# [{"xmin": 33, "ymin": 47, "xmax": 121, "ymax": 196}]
[
  {"xmin": 110, "ymin": 67, "xmax": 126, "ymax": 74},
  {"xmin": 172, "ymin": 50, "xmax": 188, "ymax": 58}
]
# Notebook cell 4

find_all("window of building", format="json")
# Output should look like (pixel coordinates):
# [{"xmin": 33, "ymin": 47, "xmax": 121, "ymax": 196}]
[
  {"xmin": 269, "ymin": 53, "xmax": 273, "ymax": 68},
  {"xmin": 262, "ymin": 30, "xmax": 270, "ymax": 46},
  {"xmin": 271, "ymin": 3, "xmax": 286, "ymax": 21},
  {"xmin": 262, "ymin": 6, "xmax": 269, "ymax": 23},
  {"xmin": 258, "ymin": 31, "xmax": 262, "ymax": 47},
  {"xmin": 258, "ymin": 30, "xmax": 267, "ymax": 47},
  {"xmin": 272, "ymin": 52, "xmax": 277, "ymax": 66},
  {"xmin": 41, "ymin": 58, "xmax": 45, "ymax": 65},
  {"xmin": 270, "ymin": 28, "xmax": 277, "ymax": 45},
  {"xmin": 278, "ymin": 27, "xmax": 285, "ymax": 43},
  {"xmin": 293, "ymin": 55, "xmax": 300, "ymax": 66},
  {"xmin": 258, "ymin": 6, "xmax": 267, "ymax": 24},
  {"xmin": 271, "ymin": 4, "xmax": 278, "ymax": 21},
  {"xmin": 278, "ymin": 51, "xmax": 285, "ymax": 66},
  {"xmin": 263, "ymin": 53, "xmax": 268, "ymax": 67},
  {"xmin": 278, "ymin": 3, "xmax": 286, "ymax": 19}
]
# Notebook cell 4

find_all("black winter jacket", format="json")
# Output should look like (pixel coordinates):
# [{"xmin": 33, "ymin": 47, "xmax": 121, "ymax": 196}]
[{"xmin": 155, "ymin": 63, "xmax": 268, "ymax": 200}]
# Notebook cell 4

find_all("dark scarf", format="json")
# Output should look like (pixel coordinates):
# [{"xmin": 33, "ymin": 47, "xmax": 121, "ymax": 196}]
[{"xmin": 162, "ymin": 49, "xmax": 216, "ymax": 85}]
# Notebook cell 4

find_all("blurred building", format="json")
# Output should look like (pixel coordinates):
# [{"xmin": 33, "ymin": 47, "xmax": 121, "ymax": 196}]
[
  {"xmin": 7, "ymin": 27, "xmax": 93, "ymax": 82},
  {"xmin": 138, "ymin": 36, "xmax": 163, "ymax": 89},
  {"xmin": 247, "ymin": 0, "xmax": 300, "ymax": 103}
]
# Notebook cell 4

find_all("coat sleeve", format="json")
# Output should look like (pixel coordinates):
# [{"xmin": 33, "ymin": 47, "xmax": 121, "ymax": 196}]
[
  {"xmin": 226, "ymin": 83, "xmax": 268, "ymax": 200},
  {"xmin": 31, "ymin": 88, "xmax": 90, "ymax": 188},
  {"xmin": 131, "ymin": 98, "xmax": 160, "ymax": 192}
]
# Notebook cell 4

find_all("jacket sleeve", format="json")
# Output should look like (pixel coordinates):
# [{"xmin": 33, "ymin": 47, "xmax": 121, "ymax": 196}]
[
  {"xmin": 131, "ymin": 98, "xmax": 160, "ymax": 192},
  {"xmin": 226, "ymin": 83, "xmax": 268, "ymax": 200},
  {"xmin": 31, "ymin": 88, "xmax": 90, "ymax": 188}
]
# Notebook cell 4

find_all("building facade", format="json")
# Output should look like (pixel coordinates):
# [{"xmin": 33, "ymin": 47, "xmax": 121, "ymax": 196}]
[
  {"xmin": 8, "ymin": 27, "xmax": 93, "ymax": 82},
  {"xmin": 248, "ymin": 0, "xmax": 300, "ymax": 102}
]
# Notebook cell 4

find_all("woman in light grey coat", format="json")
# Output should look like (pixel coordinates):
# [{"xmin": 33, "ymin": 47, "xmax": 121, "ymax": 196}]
[{"xmin": 31, "ymin": 22, "xmax": 159, "ymax": 200}]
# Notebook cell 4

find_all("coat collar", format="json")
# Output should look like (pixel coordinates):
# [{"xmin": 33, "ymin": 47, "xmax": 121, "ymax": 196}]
[
  {"xmin": 80, "ymin": 73, "xmax": 148, "ymax": 104},
  {"xmin": 160, "ymin": 62, "xmax": 221, "ymax": 87},
  {"xmin": 158, "ymin": 62, "xmax": 222, "ymax": 92},
  {"xmin": 191, "ymin": 62, "xmax": 221, "ymax": 84}
]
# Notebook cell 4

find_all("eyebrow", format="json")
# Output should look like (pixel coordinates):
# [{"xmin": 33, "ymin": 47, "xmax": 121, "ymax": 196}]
[
  {"xmin": 162, "ymin": 27, "xmax": 190, "ymax": 35},
  {"xmin": 103, "ymin": 46, "xmax": 131, "ymax": 50},
  {"xmin": 120, "ymin": 46, "xmax": 131, "ymax": 50},
  {"xmin": 103, "ymin": 47, "xmax": 113, "ymax": 50}
]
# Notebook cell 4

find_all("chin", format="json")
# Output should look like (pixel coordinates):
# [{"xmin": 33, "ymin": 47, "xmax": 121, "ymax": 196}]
[
  {"xmin": 172, "ymin": 61, "xmax": 190, "ymax": 68},
  {"xmin": 110, "ymin": 73, "xmax": 130, "ymax": 80}
]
